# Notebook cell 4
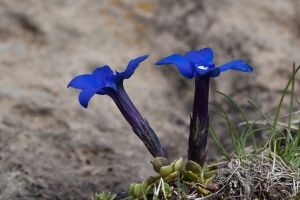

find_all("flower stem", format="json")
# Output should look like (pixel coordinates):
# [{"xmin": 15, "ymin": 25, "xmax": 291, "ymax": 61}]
[
  {"xmin": 109, "ymin": 82, "xmax": 168, "ymax": 159},
  {"xmin": 188, "ymin": 75, "xmax": 210, "ymax": 166}
]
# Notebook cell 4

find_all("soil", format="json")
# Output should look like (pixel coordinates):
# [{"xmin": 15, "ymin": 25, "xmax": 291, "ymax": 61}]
[{"xmin": 0, "ymin": 1, "xmax": 299, "ymax": 199}]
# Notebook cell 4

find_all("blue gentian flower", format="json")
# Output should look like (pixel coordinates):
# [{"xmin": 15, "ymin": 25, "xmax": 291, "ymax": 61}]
[
  {"xmin": 68, "ymin": 55, "xmax": 168, "ymax": 159},
  {"xmin": 156, "ymin": 47, "xmax": 253, "ymax": 79},
  {"xmin": 68, "ymin": 55, "xmax": 149, "ymax": 108},
  {"xmin": 156, "ymin": 47, "xmax": 253, "ymax": 165}
]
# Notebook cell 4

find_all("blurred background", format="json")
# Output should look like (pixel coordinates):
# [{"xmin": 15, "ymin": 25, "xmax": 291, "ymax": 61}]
[{"xmin": 0, "ymin": 0, "xmax": 299, "ymax": 199}]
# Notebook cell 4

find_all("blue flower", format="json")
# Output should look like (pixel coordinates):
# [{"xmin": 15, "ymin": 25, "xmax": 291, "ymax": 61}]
[
  {"xmin": 68, "ymin": 55, "xmax": 168, "ymax": 158},
  {"xmin": 68, "ymin": 55, "xmax": 148, "ymax": 108},
  {"xmin": 155, "ymin": 47, "xmax": 253, "ymax": 79},
  {"xmin": 156, "ymin": 47, "xmax": 253, "ymax": 165}
]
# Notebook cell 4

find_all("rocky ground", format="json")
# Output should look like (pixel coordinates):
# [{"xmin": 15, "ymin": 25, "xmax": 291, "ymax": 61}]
[{"xmin": 0, "ymin": 0, "xmax": 299, "ymax": 199}]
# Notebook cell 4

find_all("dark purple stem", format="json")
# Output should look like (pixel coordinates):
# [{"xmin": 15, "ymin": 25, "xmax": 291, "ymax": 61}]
[
  {"xmin": 107, "ymin": 82, "xmax": 168, "ymax": 159},
  {"xmin": 188, "ymin": 75, "xmax": 210, "ymax": 166}
]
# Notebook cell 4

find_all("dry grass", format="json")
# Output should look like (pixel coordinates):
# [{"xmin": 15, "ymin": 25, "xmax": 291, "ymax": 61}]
[{"xmin": 212, "ymin": 149, "xmax": 300, "ymax": 200}]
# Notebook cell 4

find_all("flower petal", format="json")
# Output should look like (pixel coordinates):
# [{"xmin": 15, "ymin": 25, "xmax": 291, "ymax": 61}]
[
  {"xmin": 206, "ymin": 68, "xmax": 220, "ymax": 77},
  {"xmin": 156, "ymin": 54, "xmax": 194, "ymax": 79},
  {"xmin": 122, "ymin": 55, "xmax": 149, "ymax": 79},
  {"xmin": 92, "ymin": 65, "xmax": 114, "ymax": 80},
  {"xmin": 78, "ymin": 88, "xmax": 98, "ymax": 108},
  {"xmin": 67, "ymin": 74, "xmax": 99, "ymax": 90},
  {"xmin": 184, "ymin": 47, "xmax": 214, "ymax": 66},
  {"xmin": 218, "ymin": 60, "xmax": 253, "ymax": 72}
]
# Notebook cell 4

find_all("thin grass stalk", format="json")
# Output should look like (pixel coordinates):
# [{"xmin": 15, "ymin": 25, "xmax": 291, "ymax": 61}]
[
  {"xmin": 241, "ymin": 103, "xmax": 277, "ymax": 150},
  {"xmin": 295, "ymin": 98, "xmax": 300, "ymax": 108},
  {"xmin": 287, "ymin": 121, "xmax": 300, "ymax": 170},
  {"xmin": 249, "ymin": 127, "xmax": 275, "ymax": 135},
  {"xmin": 288, "ymin": 64, "xmax": 296, "ymax": 131},
  {"xmin": 270, "ymin": 65, "xmax": 300, "ymax": 149},
  {"xmin": 153, "ymin": 193, "xmax": 159, "ymax": 200},
  {"xmin": 247, "ymin": 101, "xmax": 273, "ymax": 126},
  {"xmin": 209, "ymin": 125, "xmax": 230, "ymax": 159},
  {"xmin": 176, "ymin": 171, "xmax": 180, "ymax": 200},
  {"xmin": 141, "ymin": 185, "xmax": 147, "ymax": 200},
  {"xmin": 216, "ymin": 91, "xmax": 257, "ymax": 152},
  {"xmin": 283, "ymin": 129, "xmax": 293, "ymax": 159},
  {"xmin": 211, "ymin": 106, "xmax": 240, "ymax": 148},
  {"xmin": 285, "ymin": 64, "xmax": 296, "ymax": 154},
  {"xmin": 211, "ymin": 103, "xmax": 245, "ymax": 157}
]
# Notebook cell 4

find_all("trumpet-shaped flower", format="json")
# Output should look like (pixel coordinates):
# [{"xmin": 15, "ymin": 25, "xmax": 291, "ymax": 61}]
[
  {"xmin": 68, "ymin": 55, "xmax": 149, "ymax": 108},
  {"xmin": 156, "ymin": 47, "xmax": 253, "ymax": 79},
  {"xmin": 156, "ymin": 47, "xmax": 253, "ymax": 165},
  {"xmin": 68, "ymin": 55, "xmax": 167, "ymax": 159}
]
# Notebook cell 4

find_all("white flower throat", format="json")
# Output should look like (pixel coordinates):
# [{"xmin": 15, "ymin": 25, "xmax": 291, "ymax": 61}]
[{"xmin": 197, "ymin": 65, "xmax": 208, "ymax": 70}]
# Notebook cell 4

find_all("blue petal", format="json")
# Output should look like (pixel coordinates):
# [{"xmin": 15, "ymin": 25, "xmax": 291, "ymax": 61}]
[
  {"xmin": 156, "ymin": 54, "xmax": 194, "ymax": 79},
  {"xmin": 218, "ymin": 60, "xmax": 253, "ymax": 72},
  {"xmin": 122, "ymin": 55, "xmax": 149, "ymax": 79},
  {"xmin": 184, "ymin": 47, "xmax": 214, "ymax": 66},
  {"xmin": 92, "ymin": 65, "xmax": 114, "ymax": 80},
  {"xmin": 68, "ymin": 75, "xmax": 99, "ymax": 90},
  {"xmin": 78, "ymin": 88, "xmax": 98, "ymax": 108},
  {"xmin": 207, "ymin": 68, "xmax": 220, "ymax": 77}
]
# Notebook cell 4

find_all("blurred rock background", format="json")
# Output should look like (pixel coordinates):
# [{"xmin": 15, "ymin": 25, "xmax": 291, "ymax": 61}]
[{"xmin": 0, "ymin": 0, "xmax": 299, "ymax": 199}]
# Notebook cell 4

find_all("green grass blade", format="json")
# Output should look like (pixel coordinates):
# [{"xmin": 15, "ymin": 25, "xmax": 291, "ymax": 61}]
[
  {"xmin": 288, "ymin": 64, "xmax": 296, "ymax": 131},
  {"xmin": 176, "ymin": 171, "xmax": 180, "ymax": 200},
  {"xmin": 284, "ymin": 64, "xmax": 296, "ymax": 155},
  {"xmin": 211, "ymin": 103, "xmax": 245, "ymax": 157},
  {"xmin": 270, "ymin": 65, "xmax": 300, "ymax": 148},
  {"xmin": 141, "ymin": 184, "xmax": 147, "ymax": 200},
  {"xmin": 247, "ymin": 101, "xmax": 274, "ymax": 126},
  {"xmin": 216, "ymin": 91, "xmax": 257, "ymax": 152},
  {"xmin": 209, "ymin": 125, "xmax": 230, "ymax": 159}
]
